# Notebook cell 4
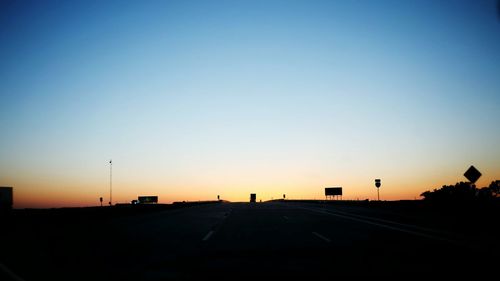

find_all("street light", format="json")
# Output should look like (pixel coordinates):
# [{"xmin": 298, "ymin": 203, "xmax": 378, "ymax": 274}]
[{"xmin": 109, "ymin": 159, "xmax": 112, "ymax": 206}]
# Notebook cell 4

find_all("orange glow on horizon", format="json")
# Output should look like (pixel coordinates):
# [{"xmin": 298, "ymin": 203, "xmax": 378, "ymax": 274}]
[{"xmin": 9, "ymin": 167, "xmax": 500, "ymax": 209}]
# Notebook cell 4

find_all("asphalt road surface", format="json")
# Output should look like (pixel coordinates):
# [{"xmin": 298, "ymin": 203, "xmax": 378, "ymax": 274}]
[{"xmin": 1, "ymin": 202, "xmax": 499, "ymax": 280}]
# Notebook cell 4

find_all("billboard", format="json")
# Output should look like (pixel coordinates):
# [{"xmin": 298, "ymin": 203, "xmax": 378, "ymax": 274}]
[
  {"xmin": 325, "ymin": 187, "xmax": 342, "ymax": 196},
  {"xmin": 138, "ymin": 196, "xmax": 158, "ymax": 204}
]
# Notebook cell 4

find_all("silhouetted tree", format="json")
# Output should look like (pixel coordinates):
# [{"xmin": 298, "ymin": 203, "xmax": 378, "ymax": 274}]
[
  {"xmin": 421, "ymin": 180, "xmax": 500, "ymax": 202},
  {"xmin": 477, "ymin": 187, "xmax": 493, "ymax": 200},
  {"xmin": 489, "ymin": 180, "xmax": 500, "ymax": 197}
]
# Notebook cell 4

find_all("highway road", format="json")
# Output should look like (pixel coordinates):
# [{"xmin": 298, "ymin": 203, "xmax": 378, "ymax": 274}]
[{"xmin": 1, "ymin": 202, "xmax": 499, "ymax": 280}]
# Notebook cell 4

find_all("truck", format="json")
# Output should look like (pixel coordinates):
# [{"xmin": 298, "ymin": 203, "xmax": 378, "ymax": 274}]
[
  {"xmin": 250, "ymin": 193, "xmax": 256, "ymax": 203},
  {"xmin": 138, "ymin": 196, "xmax": 158, "ymax": 204}
]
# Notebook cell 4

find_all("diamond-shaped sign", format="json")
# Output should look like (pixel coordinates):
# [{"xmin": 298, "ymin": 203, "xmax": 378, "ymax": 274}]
[{"xmin": 464, "ymin": 165, "xmax": 481, "ymax": 184}]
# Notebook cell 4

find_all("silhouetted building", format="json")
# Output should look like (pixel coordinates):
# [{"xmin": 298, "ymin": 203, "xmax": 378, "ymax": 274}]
[
  {"xmin": 0, "ymin": 187, "xmax": 13, "ymax": 211},
  {"xmin": 250, "ymin": 193, "xmax": 256, "ymax": 203}
]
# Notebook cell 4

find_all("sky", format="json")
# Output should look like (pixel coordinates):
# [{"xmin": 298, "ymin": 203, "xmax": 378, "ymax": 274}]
[{"xmin": 1, "ymin": 0, "xmax": 499, "ymax": 208}]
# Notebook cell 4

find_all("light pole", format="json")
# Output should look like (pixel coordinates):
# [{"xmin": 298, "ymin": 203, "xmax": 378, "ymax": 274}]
[{"xmin": 109, "ymin": 159, "xmax": 112, "ymax": 206}]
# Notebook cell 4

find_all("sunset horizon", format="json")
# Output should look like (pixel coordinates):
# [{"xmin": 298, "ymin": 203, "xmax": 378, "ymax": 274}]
[{"xmin": 1, "ymin": 0, "xmax": 499, "ymax": 209}]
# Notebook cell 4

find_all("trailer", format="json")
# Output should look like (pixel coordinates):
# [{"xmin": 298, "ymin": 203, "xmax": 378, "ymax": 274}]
[{"xmin": 138, "ymin": 196, "xmax": 158, "ymax": 204}]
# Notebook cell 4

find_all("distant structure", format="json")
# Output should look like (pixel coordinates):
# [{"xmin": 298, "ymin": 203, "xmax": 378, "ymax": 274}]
[
  {"xmin": 325, "ymin": 187, "xmax": 342, "ymax": 200},
  {"xmin": 0, "ymin": 187, "xmax": 13, "ymax": 211},
  {"xmin": 138, "ymin": 196, "xmax": 158, "ymax": 204},
  {"xmin": 250, "ymin": 193, "xmax": 256, "ymax": 203}
]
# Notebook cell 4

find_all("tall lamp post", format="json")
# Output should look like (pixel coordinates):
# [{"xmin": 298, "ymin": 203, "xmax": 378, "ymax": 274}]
[{"xmin": 109, "ymin": 159, "xmax": 112, "ymax": 206}]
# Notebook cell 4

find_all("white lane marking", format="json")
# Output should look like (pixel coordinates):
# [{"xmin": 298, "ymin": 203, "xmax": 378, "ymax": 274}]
[
  {"xmin": 326, "ymin": 208, "xmax": 451, "ymax": 236},
  {"xmin": 301, "ymin": 207, "xmax": 458, "ymax": 244},
  {"xmin": 0, "ymin": 262, "xmax": 26, "ymax": 281},
  {"xmin": 283, "ymin": 216, "xmax": 289, "ymax": 220},
  {"xmin": 202, "ymin": 230, "xmax": 215, "ymax": 241},
  {"xmin": 312, "ymin": 232, "xmax": 331, "ymax": 243}
]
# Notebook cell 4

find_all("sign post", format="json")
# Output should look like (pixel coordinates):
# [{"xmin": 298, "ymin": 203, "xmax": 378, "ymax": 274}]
[
  {"xmin": 375, "ymin": 179, "xmax": 381, "ymax": 201},
  {"xmin": 464, "ymin": 165, "xmax": 481, "ymax": 186}
]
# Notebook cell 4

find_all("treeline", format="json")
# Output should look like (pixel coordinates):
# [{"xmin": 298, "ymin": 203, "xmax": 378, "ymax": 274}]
[{"xmin": 421, "ymin": 180, "xmax": 500, "ymax": 202}]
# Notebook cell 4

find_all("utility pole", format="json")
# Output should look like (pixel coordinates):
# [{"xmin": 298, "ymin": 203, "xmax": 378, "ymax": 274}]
[{"xmin": 109, "ymin": 159, "xmax": 112, "ymax": 206}]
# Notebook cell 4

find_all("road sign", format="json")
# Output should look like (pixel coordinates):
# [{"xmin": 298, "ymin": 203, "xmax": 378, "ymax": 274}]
[
  {"xmin": 464, "ymin": 166, "xmax": 481, "ymax": 183},
  {"xmin": 374, "ymin": 179, "xmax": 381, "ymax": 201}
]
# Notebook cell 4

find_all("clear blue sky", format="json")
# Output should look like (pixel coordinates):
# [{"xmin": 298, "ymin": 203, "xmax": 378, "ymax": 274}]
[{"xmin": 1, "ymin": 0, "xmax": 499, "ymax": 207}]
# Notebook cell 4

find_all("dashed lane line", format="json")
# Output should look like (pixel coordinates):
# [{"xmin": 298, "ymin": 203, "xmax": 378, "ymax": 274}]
[
  {"xmin": 0, "ymin": 262, "xmax": 26, "ymax": 281},
  {"xmin": 202, "ymin": 230, "xmax": 215, "ymax": 241},
  {"xmin": 312, "ymin": 232, "xmax": 331, "ymax": 243}
]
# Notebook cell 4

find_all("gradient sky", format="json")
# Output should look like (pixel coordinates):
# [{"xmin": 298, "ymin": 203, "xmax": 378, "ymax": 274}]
[{"xmin": 1, "ymin": 0, "xmax": 499, "ymax": 208}]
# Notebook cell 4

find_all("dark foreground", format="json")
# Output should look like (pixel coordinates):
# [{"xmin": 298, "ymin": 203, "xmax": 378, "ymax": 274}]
[{"xmin": 1, "ymin": 201, "xmax": 500, "ymax": 280}]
